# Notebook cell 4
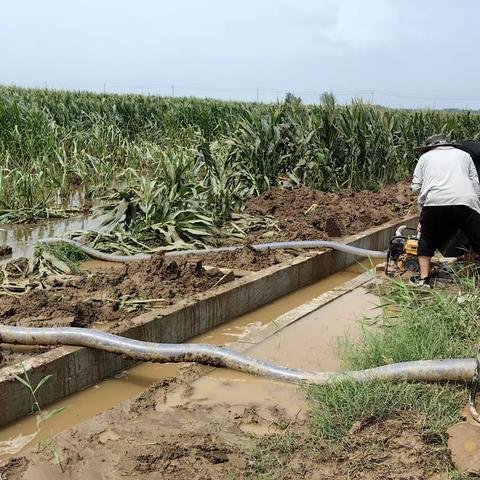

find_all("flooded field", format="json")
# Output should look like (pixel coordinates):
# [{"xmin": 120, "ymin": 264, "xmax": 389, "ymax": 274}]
[{"xmin": 0, "ymin": 215, "xmax": 103, "ymax": 265}]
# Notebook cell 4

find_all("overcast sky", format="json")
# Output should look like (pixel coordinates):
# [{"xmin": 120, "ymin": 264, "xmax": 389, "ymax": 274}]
[{"xmin": 1, "ymin": 0, "xmax": 480, "ymax": 109}]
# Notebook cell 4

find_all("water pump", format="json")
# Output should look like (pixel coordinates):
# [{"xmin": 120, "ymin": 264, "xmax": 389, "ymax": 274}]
[{"xmin": 385, "ymin": 225, "xmax": 419, "ymax": 275}]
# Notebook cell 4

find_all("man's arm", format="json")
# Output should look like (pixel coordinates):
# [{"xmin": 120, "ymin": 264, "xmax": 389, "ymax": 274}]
[
  {"xmin": 411, "ymin": 157, "xmax": 424, "ymax": 193},
  {"xmin": 468, "ymin": 155, "xmax": 480, "ymax": 198}
]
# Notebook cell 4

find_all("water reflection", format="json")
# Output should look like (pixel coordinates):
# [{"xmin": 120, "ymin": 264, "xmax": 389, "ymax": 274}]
[{"xmin": 0, "ymin": 215, "xmax": 103, "ymax": 264}]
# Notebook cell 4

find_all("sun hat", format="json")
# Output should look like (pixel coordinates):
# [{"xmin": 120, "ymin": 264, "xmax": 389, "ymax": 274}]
[{"xmin": 414, "ymin": 134, "xmax": 457, "ymax": 153}]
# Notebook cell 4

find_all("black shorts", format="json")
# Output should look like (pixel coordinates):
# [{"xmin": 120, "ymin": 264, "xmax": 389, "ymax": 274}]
[{"xmin": 419, "ymin": 205, "xmax": 480, "ymax": 257}]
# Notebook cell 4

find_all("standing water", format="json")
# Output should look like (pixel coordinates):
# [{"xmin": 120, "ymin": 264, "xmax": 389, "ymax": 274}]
[{"xmin": 0, "ymin": 215, "xmax": 104, "ymax": 265}]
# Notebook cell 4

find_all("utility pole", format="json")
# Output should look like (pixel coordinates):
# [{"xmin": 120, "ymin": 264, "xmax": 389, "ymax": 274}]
[
  {"xmin": 256, "ymin": 88, "xmax": 259, "ymax": 102},
  {"xmin": 371, "ymin": 90, "xmax": 375, "ymax": 104},
  {"xmin": 171, "ymin": 84, "xmax": 175, "ymax": 97},
  {"xmin": 103, "ymin": 83, "xmax": 106, "ymax": 93}
]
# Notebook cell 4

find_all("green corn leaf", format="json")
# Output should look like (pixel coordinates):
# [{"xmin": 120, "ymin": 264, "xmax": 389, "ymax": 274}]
[
  {"xmin": 42, "ymin": 407, "xmax": 66, "ymax": 421},
  {"xmin": 13, "ymin": 374, "xmax": 31, "ymax": 390},
  {"xmin": 33, "ymin": 374, "xmax": 54, "ymax": 394}
]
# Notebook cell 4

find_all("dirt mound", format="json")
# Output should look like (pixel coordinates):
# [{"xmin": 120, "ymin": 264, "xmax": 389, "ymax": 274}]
[
  {"xmin": 0, "ymin": 254, "xmax": 224, "ymax": 359},
  {"xmin": 118, "ymin": 253, "xmax": 222, "ymax": 299},
  {"xmin": 244, "ymin": 182, "xmax": 417, "ymax": 242},
  {"xmin": 186, "ymin": 183, "xmax": 416, "ymax": 271},
  {"xmin": 189, "ymin": 246, "xmax": 295, "ymax": 272}
]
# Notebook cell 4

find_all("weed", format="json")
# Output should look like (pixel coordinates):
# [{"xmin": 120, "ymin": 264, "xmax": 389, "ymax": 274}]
[
  {"xmin": 33, "ymin": 242, "xmax": 89, "ymax": 273},
  {"xmin": 13, "ymin": 364, "xmax": 66, "ymax": 472},
  {"xmin": 344, "ymin": 276, "xmax": 480, "ymax": 368}
]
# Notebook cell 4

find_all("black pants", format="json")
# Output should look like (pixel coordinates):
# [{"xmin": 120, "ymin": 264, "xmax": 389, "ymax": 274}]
[{"xmin": 419, "ymin": 205, "xmax": 480, "ymax": 257}]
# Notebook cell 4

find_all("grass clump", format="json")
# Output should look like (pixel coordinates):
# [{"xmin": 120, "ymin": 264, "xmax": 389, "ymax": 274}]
[
  {"xmin": 308, "ymin": 275, "xmax": 480, "ymax": 442},
  {"xmin": 37, "ymin": 242, "xmax": 89, "ymax": 264},
  {"xmin": 242, "ymin": 429, "xmax": 309, "ymax": 480},
  {"xmin": 307, "ymin": 380, "xmax": 463, "ymax": 442},
  {"xmin": 32, "ymin": 242, "xmax": 89, "ymax": 275},
  {"xmin": 46, "ymin": 242, "xmax": 90, "ymax": 263}
]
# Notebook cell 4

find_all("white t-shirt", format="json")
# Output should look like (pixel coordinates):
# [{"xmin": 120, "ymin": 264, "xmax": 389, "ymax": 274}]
[{"xmin": 411, "ymin": 146, "xmax": 480, "ymax": 213}]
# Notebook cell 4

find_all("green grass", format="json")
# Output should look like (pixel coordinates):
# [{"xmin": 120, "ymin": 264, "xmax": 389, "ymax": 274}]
[
  {"xmin": 44, "ymin": 242, "xmax": 90, "ymax": 264},
  {"xmin": 242, "ymin": 429, "xmax": 305, "ymax": 480},
  {"xmin": 307, "ymin": 381, "xmax": 463, "ymax": 442},
  {"xmin": 304, "ymin": 274, "xmax": 480, "ymax": 475},
  {"xmin": 244, "ymin": 274, "xmax": 480, "ymax": 479},
  {"xmin": 345, "ymin": 277, "xmax": 480, "ymax": 368},
  {"xmin": 32, "ymin": 242, "xmax": 90, "ymax": 275},
  {"xmin": 308, "ymin": 274, "xmax": 480, "ymax": 437}
]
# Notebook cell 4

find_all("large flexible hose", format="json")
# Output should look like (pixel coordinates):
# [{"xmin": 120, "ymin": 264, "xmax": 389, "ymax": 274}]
[
  {"xmin": 39, "ymin": 238, "xmax": 387, "ymax": 263},
  {"xmin": 0, "ymin": 325, "xmax": 474, "ymax": 385}
]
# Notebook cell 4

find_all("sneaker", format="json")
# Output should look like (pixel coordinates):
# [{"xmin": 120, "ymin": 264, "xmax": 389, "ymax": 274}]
[{"xmin": 409, "ymin": 276, "xmax": 432, "ymax": 288}]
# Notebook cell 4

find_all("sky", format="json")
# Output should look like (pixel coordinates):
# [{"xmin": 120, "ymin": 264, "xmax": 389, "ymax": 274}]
[{"xmin": 1, "ymin": 0, "xmax": 480, "ymax": 109}]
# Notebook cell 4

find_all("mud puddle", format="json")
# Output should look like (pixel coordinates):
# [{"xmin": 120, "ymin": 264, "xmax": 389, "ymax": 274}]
[
  {"xmin": 169, "ymin": 286, "xmax": 380, "ymax": 420},
  {"xmin": 0, "ymin": 260, "xmax": 375, "ymax": 459},
  {"xmin": 0, "ymin": 215, "xmax": 103, "ymax": 265},
  {"xmin": 195, "ymin": 260, "xmax": 374, "ymax": 345}
]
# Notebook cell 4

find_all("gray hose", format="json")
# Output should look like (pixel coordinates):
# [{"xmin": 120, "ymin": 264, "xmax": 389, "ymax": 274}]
[
  {"xmin": 0, "ymin": 325, "xmax": 474, "ymax": 385},
  {"xmin": 39, "ymin": 238, "xmax": 386, "ymax": 263}
]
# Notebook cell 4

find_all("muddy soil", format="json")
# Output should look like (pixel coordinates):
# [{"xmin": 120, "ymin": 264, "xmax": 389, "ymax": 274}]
[
  {"xmin": 0, "ymin": 254, "xmax": 224, "ymax": 366},
  {"xmin": 244, "ymin": 182, "xmax": 417, "ymax": 242},
  {"xmin": 0, "ymin": 183, "xmax": 416, "ymax": 364},
  {"xmin": 0, "ymin": 245, "xmax": 12, "ymax": 258},
  {"xmin": 0, "ymin": 368, "xmax": 451, "ymax": 480},
  {"xmin": 183, "ymin": 183, "xmax": 416, "ymax": 272},
  {"xmin": 189, "ymin": 246, "xmax": 301, "ymax": 272}
]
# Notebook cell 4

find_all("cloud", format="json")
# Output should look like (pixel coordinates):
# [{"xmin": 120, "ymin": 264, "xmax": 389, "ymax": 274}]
[
  {"xmin": 324, "ymin": 0, "xmax": 397, "ymax": 49},
  {"xmin": 1, "ymin": 0, "xmax": 480, "ymax": 108}
]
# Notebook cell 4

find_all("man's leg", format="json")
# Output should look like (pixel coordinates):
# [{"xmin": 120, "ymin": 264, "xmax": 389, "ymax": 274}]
[
  {"xmin": 419, "ymin": 256, "xmax": 432, "ymax": 279},
  {"xmin": 416, "ymin": 206, "xmax": 444, "ymax": 281},
  {"xmin": 457, "ymin": 206, "xmax": 480, "ymax": 256}
]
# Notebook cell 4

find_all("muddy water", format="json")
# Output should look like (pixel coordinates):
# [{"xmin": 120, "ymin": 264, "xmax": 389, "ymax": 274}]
[
  {"xmin": 0, "ymin": 215, "xmax": 103, "ymax": 265},
  {"xmin": 0, "ymin": 260, "xmax": 375, "ymax": 458},
  {"xmin": 247, "ymin": 286, "xmax": 377, "ymax": 371},
  {"xmin": 167, "ymin": 287, "xmax": 380, "ymax": 422},
  {"xmin": 195, "ymin": 260, "xmax": 375, "ymax": 345}
]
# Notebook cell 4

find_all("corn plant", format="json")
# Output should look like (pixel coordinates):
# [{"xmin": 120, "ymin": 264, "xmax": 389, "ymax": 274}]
[{"xmin": 2, "ymin": 85, "xmax": 480, "ymax": 224}]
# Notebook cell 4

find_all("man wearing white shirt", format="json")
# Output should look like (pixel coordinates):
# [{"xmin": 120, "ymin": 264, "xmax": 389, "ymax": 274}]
[{"xmin": 411, "ymin": 134, "xmax": 480, "ymax": 287}]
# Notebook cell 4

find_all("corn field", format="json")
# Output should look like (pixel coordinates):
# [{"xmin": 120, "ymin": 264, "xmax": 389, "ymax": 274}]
[{"xmin": 1, "ymin": 85, "xmax": 480, "ymax": 244}]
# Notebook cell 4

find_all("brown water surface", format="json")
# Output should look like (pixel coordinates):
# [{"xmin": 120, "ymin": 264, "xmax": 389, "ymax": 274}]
[{"xmin": 0, "ymin": 215, "xmax": 103, "ymax": 265}]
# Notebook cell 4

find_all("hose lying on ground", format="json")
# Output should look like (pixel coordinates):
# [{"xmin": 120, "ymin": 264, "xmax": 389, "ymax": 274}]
[
  {"xmin": 0, "ymin": 325, "xmax": 475, "ymax": 385},
  {"xmin": 39, "ymin": 238, "xmax": 387, "ymax": 263}
]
